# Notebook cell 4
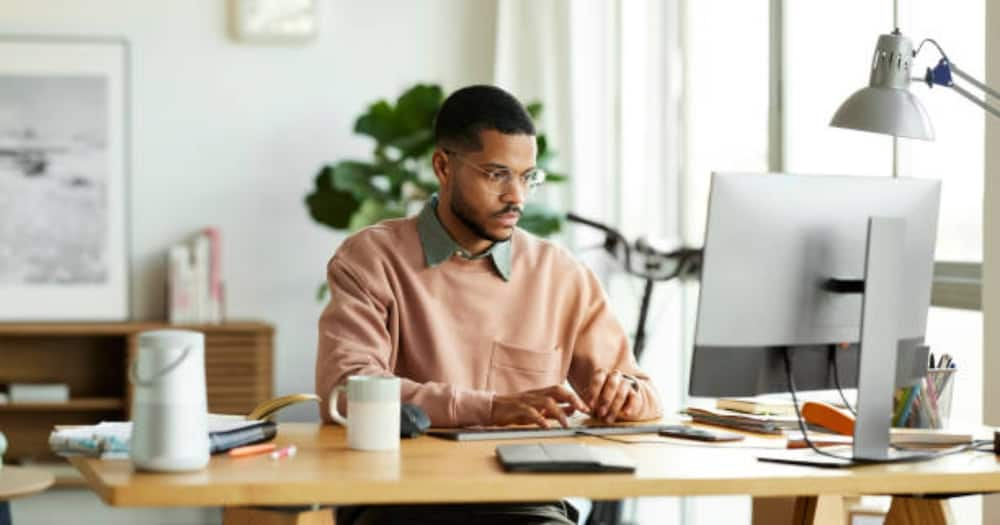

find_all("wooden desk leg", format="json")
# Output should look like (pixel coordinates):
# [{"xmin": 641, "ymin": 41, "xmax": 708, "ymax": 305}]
[
  {"xmin": 752, "ymin": 495, "xmax": 848, "ymax": 525},
  {"xmin": 222, "ymin": 506, "xmax": 334, "ymax": 525},
  {"xmin": 884, "ymin": 497, "xmax": 955, "ymax": 525}
]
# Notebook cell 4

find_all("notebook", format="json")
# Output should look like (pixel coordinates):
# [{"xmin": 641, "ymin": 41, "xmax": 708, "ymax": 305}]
[{"xmin": 496, "ymin": 443, "xmax": 636, "ymax": 473}]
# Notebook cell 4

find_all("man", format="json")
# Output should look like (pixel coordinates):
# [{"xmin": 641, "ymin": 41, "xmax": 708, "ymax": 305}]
[{"xmin": 317, "ymin": 85, "xmax": 662, "ymax": 524}]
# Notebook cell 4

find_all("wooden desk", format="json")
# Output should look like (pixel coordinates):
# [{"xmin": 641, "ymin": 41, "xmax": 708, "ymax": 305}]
[{"xmin": 71, "ymin": 423, "xmax": 998, "ymax": 524}]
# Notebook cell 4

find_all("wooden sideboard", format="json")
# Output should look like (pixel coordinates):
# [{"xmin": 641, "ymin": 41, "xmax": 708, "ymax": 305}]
[{"xmin": 0, "ymin": 321, "xmax": 273, "ymax": 464}]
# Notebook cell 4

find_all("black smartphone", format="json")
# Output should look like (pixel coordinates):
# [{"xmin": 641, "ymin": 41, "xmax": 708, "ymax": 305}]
[{"xmin": 657, "ymin": 425, "xmax": 744, "ymax": 442}]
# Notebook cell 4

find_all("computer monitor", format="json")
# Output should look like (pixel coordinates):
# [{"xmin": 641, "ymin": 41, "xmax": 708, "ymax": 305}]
[{"xmin": 689, "ymin": 172, "xmax": 941, "ymax": 461}]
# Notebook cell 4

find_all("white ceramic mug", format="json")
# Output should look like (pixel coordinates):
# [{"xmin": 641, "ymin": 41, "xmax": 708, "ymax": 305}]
[{"xmin": 329, "ymin": 376, "xmax": 401, "ymax": 451}]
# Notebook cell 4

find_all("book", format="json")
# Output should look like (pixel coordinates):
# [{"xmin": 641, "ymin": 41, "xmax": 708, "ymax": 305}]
[
  {"xmin": 207, "ymin": 419, "xmax": 276, "ymax": 454},
  {"xmin": 9, "ymin": 383, "xmax": 70, "ymax": 403},
  {"xmin": 166, "ymin": 227, "xmax": 225, "ymax": 324},
  {"xmin": 716, "ymin": 397, "xmax": 796, "ymax": 416}
]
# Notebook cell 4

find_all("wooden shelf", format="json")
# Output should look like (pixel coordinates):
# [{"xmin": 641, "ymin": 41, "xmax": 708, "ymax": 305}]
[
  {"xmin": 0, "ymin": 321, "xmax": 273, "ymax": 463},
  {"xmin": 0, "ymin": 398, "xmax": 124, "ymax": 412},
  {"xmin": 0, "ymin": 320, "xmax": 273, "ymax": 336}
]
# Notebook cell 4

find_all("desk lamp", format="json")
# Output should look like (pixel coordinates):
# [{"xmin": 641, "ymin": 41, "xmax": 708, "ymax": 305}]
[{"xmin": 830, "ymin": 29, "xmax": 999, "ymax": 139}]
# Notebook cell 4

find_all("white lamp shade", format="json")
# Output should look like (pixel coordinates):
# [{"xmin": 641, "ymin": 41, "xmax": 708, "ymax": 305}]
[{"xmin": 831, "ymin": 85, "xmax": 935, "ymax": 140}]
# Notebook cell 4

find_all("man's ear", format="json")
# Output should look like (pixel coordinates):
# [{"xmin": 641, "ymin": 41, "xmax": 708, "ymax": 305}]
[{"xmin": 431, "ymin": 148, "xmax": 450, "ymax": 188}]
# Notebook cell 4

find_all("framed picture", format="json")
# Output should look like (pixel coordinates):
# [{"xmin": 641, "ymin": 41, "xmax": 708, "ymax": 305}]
[{"xmin": 0, "ymin": 36, "xmax": 129, "ymax": 320}]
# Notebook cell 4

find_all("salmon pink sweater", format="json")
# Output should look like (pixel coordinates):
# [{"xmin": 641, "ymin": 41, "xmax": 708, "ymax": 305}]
[{"xmin": 316, "ymin": 215, "xmax": 663, "ymax": 426}]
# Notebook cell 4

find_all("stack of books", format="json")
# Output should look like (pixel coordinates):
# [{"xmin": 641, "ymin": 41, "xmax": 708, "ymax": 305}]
[
  {"xmin": 168, "ymin": 227, "xmax": 224, "ymax": 324},
  {"xmin": 682, "ymin": 407, "xmax": 799, "ymax": 435}
]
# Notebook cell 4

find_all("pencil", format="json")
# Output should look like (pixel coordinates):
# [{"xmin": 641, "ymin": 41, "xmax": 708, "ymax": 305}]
[{"xmin": 228, "ymin": 443, "xmax": 277, "ymax": 458}]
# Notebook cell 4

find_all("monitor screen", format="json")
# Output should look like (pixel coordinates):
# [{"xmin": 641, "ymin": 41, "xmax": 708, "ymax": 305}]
[{"xmin": 689, "ymin": 172, "xmax": 940, "ymax": 397}]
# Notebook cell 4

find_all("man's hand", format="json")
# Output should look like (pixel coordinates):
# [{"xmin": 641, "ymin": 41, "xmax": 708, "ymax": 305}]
[
  {"xmin": 490, "ymin": 385, "xmax": 591, "ymax": 428},
  {"xmin": 586, "ymin": 368, "xmax": 642, "ymax": 423}
]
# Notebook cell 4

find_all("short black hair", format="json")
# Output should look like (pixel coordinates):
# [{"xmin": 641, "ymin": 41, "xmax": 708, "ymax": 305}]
[{"xmin": 433, "ymin": 85, "xmax": 535, "ymax": 152}]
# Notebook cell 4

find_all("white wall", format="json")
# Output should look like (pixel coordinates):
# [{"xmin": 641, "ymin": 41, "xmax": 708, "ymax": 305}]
[{"xmin": 2, "ymin": 0, "xmax": 498, "ymax": 422}]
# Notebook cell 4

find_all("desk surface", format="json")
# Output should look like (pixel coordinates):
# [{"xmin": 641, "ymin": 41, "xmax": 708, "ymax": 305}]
[
  {"xmin": 0, "ymin": 466, "xmax": 54, "ymax": 500},
  {"xmin": 71, "ymin": 423, "xmax": 1000, "ymax": 508}
]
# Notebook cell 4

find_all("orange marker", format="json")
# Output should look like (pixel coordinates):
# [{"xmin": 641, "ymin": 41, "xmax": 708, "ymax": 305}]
[{"xmin": 228, "ymin": 443, "xmax": 277, "ymax": 458}]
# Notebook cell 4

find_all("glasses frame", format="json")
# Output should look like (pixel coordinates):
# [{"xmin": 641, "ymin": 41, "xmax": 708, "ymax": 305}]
[{"xmin": 442, "ymin": 148, "xmax": 546, "ymax": 196}]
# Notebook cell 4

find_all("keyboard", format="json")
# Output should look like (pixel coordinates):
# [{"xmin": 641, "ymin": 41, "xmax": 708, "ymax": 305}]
[{"xmin": 427, "ymin": 424, "xmax": 675, "ymax": 441}]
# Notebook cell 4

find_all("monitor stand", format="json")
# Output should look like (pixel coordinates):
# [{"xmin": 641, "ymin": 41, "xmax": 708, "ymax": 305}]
[{"xmin": 759, "ymin": 217, "xmax": 931, "ymax": 467}]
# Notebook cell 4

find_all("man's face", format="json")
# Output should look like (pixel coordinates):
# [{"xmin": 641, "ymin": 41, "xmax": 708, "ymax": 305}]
[{"xmin": 443, "ymin": 129, "xmax": 537, "ymax": 243}]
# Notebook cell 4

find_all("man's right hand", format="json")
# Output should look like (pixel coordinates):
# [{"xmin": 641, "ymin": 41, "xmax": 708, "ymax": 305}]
[{"xmin": 490, "ymin": 385, "xmax": 591, "ymax": 428}]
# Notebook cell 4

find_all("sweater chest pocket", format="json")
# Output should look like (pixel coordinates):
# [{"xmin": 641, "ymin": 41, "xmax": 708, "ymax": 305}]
[{"xmin": 487, "ymin": 341, "xmax": 562, "ymax": 394}]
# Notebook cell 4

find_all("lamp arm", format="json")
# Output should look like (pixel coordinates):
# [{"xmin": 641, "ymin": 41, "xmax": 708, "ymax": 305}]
[
  {"xmin": 950, "ymin": 64, "xmax": 1000, "ymax": 101},
  {"xmin": 950, "ymin": 83, "xmax": 1000, "ymax": 119}
]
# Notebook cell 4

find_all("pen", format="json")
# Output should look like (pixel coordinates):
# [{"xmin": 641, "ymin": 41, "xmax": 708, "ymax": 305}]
[
  {"xmin": 270, "ymin": 445, "xmax": 297, "ymax": 460},
  {"xmin": 228, "ymin": 443, "xmax": 276, "ymax": 458}
]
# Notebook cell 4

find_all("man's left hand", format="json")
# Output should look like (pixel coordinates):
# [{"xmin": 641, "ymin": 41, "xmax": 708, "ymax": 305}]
[{"xmin": 585, "ymin": 368, "xmax": 641, "ymax": 423}]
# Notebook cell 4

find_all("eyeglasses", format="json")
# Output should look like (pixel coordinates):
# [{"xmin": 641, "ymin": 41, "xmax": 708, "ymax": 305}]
[{"xmin": 443, "ymin": 149, "xmax": 546, "ymax": 195}]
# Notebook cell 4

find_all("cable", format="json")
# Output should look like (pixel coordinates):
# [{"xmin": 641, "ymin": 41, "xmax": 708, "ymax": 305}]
[
  {"xmin": 829, "ymin": 345, "xmax": 856, "ymax": 416},
  {"xmin": 784, "ymin": 349, "xmax": 990, "ymax": 465},
  {"xmin": 782, "ymin": 349, "xmax": 856, "ymax": 462},
  {"xmin": 915, "ymin": 38, "xmax": 950, "ymax": 62}
]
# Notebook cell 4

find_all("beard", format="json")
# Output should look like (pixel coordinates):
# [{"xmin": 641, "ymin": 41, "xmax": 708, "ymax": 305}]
[{"xmin": 449, "ymin": 185, "xmax": 518, "ymax": 243}]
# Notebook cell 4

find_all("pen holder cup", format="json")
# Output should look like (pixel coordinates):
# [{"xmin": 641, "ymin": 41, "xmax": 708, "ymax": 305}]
[{"xmin": 892, "ymin": 368, "xmax": 956, "ymax": 429}]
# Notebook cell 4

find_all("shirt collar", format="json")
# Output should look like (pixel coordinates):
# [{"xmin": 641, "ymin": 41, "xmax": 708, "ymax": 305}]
[{"xmin": 417, "ymin": 195, "xmax": 512, "ymax": 281}]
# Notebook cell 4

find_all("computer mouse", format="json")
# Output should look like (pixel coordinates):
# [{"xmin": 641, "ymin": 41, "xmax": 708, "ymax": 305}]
[{"xmin": 400, "ymin": 403, "xmax": 431, "ymax": 438}]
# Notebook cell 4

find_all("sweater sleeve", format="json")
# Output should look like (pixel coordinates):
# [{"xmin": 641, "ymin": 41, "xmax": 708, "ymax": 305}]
[
  {"xmin": 566, "ymin": 266, "xmax": 663, "ymax": 421},
  {"xmin": 315, "ymin": 253, "xmax": 494, "ymax": 427}
]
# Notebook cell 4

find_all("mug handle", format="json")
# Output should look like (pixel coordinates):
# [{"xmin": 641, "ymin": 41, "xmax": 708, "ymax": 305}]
[{"xmin": 328, "ymin": 385, "xmax": 349, "ymax": 426}]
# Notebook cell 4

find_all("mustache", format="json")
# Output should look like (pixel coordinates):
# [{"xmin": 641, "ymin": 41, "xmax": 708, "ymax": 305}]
[{"xmin": 493, "ymin": 205, "xmax": 522, "ymax": 217}]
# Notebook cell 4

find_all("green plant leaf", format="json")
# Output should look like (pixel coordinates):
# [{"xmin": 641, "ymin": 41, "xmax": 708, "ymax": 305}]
[
  {"xmin": 348, "ymin": 199, "xmax": 407, "ymax": 232},
  {"xmin": 518, "ymin": 204, "xmax": 563, "ymax": 237},
  {"xmin": 305, "ymin": 166, "xmax": 362, "ymax": 230},
  {"xmin": 544, "ymin": 171, "xmax": 568, "ymax": 183},
  {"xmin": 525, "ymin": 101, "xmax": 543, "ymax": 120},
  {"xmin": 387, "ymin": 128, "xmax": 435, "ymax": 159},
  {"xmin": 536, "ymin": 134, "xmax": 554, "ymax": 168},
  {"xmin": 395, "ymin": 84, "xmax": 443, "ymax": 134},
  {"xmin": 331, "ymin": 160, "xmax": 382, "ymax": 200},
  {"xmin": 354, "ymin": 85, "xmax": 443, "ymax": 161},
  {"xmin": 316, "ymin": 281, "xmax": 329, "ymax": 301},
  {"xmin": 354, "ymin": 100, "xmax": 398, "ymax": 144}
]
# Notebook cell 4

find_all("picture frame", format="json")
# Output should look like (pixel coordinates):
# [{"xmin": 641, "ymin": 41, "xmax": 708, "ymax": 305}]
[{"xmin": 0, "ymin": 36, "xmax": 130, "ymax": 320}]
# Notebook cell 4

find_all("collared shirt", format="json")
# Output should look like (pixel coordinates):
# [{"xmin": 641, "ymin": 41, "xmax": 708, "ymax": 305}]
[{"xmin": 416, "ymin": 195, "xmax": 512, "ymax": 281}]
